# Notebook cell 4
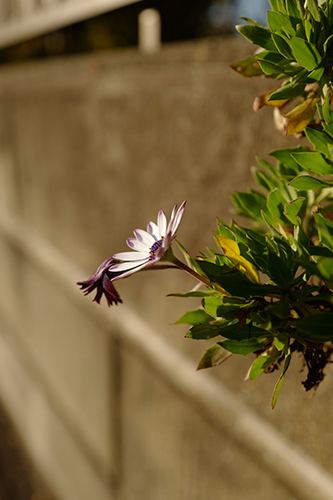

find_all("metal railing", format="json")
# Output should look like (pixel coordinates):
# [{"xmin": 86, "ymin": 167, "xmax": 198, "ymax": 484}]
[{"xmin": 0, "ymin": 0, "xmax": 143, "ymax": 49}]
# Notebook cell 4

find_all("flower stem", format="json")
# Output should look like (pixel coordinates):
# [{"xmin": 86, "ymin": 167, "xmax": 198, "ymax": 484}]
[{"xmin": 163, "ymin": 250, "xmax": 211, "ymax": 288}]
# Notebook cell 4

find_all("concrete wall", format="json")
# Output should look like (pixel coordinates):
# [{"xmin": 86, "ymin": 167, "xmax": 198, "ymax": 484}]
[{"xmin": 0, "ymin": 36, "xmax": 332, "ymax": 500}]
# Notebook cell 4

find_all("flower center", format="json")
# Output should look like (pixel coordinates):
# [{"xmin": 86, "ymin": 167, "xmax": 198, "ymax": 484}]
[{"xmin": 149, "ymin": 237, "xmax": 164, "ymax": 260}]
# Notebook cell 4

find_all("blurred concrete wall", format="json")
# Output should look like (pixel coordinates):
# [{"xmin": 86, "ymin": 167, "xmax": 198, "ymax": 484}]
[{"xmin": 0, "ymin": 36, "xmax": 333, "ymax": 500}]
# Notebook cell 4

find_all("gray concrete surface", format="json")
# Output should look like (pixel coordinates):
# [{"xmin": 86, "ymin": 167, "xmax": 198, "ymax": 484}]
[{"xmin": 0, "ymin": 36, "xmax": 331, "ymax": 500}]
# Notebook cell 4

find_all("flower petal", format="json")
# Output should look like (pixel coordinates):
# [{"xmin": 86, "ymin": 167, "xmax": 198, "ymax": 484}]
[
  {"xmin": 112, "ymin": 251, "xmax": 148, "ymax": 261},
  {"xmin": 157, "ymin": 210, "xmax": 167, "ymax": 237},
  {"xmin": 171, "ymin": 200, "xmax": 186, "ymax": 236},
  {"xmin": 110, "ymin": 259, "xmax": 148, "ymax": 273},
  {"xmin": 77, "ymin": 258, "xmax": 122, "ymax": 306},
  {"xmin": 111, "ymin": 260, "xmax": 151, "ymax": 280},
  {"xmin": 133, "ymin": 228, "xmax": 155, "ymax": 246},
  {"xmin": 126, "ymin": 237, "xmax": 148, "ymax": 252},
  {"xmin": 147, "ymin": 221, "xmax": 160, "ymax": 239}
]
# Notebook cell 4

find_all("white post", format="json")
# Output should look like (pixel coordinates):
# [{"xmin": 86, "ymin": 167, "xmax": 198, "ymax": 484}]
[{"xmin": 138, "ymin": 8, "xmax": 161, "ymax": 54}]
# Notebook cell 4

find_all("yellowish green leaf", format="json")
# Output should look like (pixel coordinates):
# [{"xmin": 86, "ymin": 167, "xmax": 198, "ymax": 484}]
[
  {"xmin": 284, "ymin": 95, "xmax": 319, "ymax": 135},
  {"xmin": 216, "ymin": 237, "xmax": 260, "ymax": 283}
]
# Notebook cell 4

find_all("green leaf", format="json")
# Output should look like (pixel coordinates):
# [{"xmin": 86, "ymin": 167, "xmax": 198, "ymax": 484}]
[
  {"xmin": 168, "ymin": 291, "xmax": 215, "ymax": 298},
  {"xmin": 219, "ymin": 323, "xmax": 272, "ymax": 341},
  {"xmin": 306, "ymin": 244, "xmax": 333, "ymax": 259},
  {"xmin": 229, "ymin": 57, "xmax": 264, "ymax": 78},
  {"xmin": 291, "ymin": 37, "xmax": 322, "ymax": 70},
  {"xmin": 317, "ymin": 258, "xmax": 333, "ymax": 280},
  {"xmin": 269, "ymin": 0, "xmax": 279, "ymax": 11},
  {"xmin": 257, "ymin": 60, "xmax": 284, "ymax": 76},
  {"xmin": 175, "ymin": 309, "xmax": 213, "ymax": 326},
  {"xmin": 187, "ymin": 321, "xmax": 270, "ymax": 342},
  {"xmin": 255, "ymin": 49, "xmax": 291, "ymax": 67},
  {"xmin": 305, "ymin": 128, "xmax": 333, "ymax": 157},
  {"xmin": 323, "ymin": 34, "xmax": 333, "ymax": 54},
  {"xmin": 323, "ymin": 93, "xmax": 333, "ymax": 125},
  {"xmin": 186, "ymin": 323, "xmax": 232, "ymax": 340},
  {"xmin": 236, "ymin": 24, "xmax": 277, "ymax": 51},
  {"xmin": 267, "ymin": 250, "xmax": 294, "ymax": 288},
  {"xmin": 317, "ymin": 103, "xmax": 333, "ymax": 136},
  {"xmin": 219, "ymin": 338, "xmax": 270, "ymax": 356},
  {"xmin": 274, "ymin": 336, "xmax": 286, "ymax": 350},
  {"xmin": 198, "ymin": 261, "xmax": 281, "ymax": 299},
  {"xmin": 286, "ymin": 0, "xmax": 304, "ymax": 20},
  {"xmin": 246, "ymin": 231, "xmax": 269, "ymax": 271},
  {"xmin": 216, "ymin": 220, "xmax": 236, "ymax": 240},
  {"xmin": 270, "ymin": 146, "xmax": 309, "ymax": 171},
  {"xmin": 315, "ymin": 212, "xmax": 333, "ymax": 247},
  {"xmin": 203, "ymin": 295, "xmax": 253, "ymax": 322},
  {"xmin": 216, "ymin": 236, "xmax": 260, "ymax": 283},
  {"xmin": 304, "ymin": 18, "xmax": 313, "ymax": 42},
  {"xmin": 239, "ymin": 17, "xmax": 264, "ymax": 27},
  {"xmin": 267, "ymin": 188, "xmax": 288, "ymax": 220},
  {"xmin": 272, "ymin": 33, "xmax": 294, "ymax": 58},
  {"xmin": 269, "ymin": 81, "xmax": 306, "ymax": 101},
  {"xmin": 289, "ymin": 312, "xmax": 333, "ymax": 342},
  {"xmin": 268, "ymin": 296, "xmax": 291, "ymax": 319},
  {"xmin": 307, "ymin": 0, "xmax": 321, "ymax": 21},
  {"xmin": 250, "ymin": 352, "xmax": 281, "ymax": 380},
  {"xmin": 203, "ymin": 295, "xmax": 226, "ymax": 317},
  {"xmin": 197, "ymin": 344, "xmax": 232, "ymax": 370},
  {"xmin": 231, "ymin": 191, "xmax": 267, "ymax": 220},
  {"xmin": 289, "ymin": 175, "xmax": 332, "ymax": 191},
  {"xmin": 272, "ymin": 353, "xmax": 291, "ymax": 408},
  {"xmin": 284, "ymin": 95, "xmax": 319, "ymax": 135},
  {"xmin": 304, "ymin": 66, "xmax": 325, "ymax": 83},
  {"xmin": 284, "ymin": 197, "xmax": 305, "ymax": 225},
  {"xmin": 291, "ymin": 152, "xmax": 333, "ymax": 175},
  {"xmin": 267, "ymin": 10, "xmax": 297, "ymax": 36}
]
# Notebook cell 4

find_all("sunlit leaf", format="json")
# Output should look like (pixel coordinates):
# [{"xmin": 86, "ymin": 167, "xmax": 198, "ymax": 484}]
[
  {"xmin": 305, "ymin": 128, "xmax": 333, "ymax": 157},
  {"xmin": 317, "ymin": 258, "xmax": 333, "ymax": 281},
  {"xmin": 289, "ymin": 175, "xmax": 332, "ymax": 191},
  {"xmin": 284, "ymin": 197, "xmax": 305, "ymax": 225},
  {"xmin": 284, "ymin": 96, "xmax": 319, "ymax": 135},
  {"xmin": 197, "ymin": 261, "xmax": 280, "ymax": 299},
  {"xmin": 236, "ymin": 24, "xmax": 277, "ymax": 51},
  {"xmin": 272, "ymin": 33, "xmax": 294, "ymax": 58},
  {"xmin": 175, "ymin": 309, "xmax": 213, "ymax": 326},
  {"xmin": 219, "ymin": 338, "xmax": 271, "ymax": 356},
  {"xmin": 291, "ymin": 37, "xmax": 322, "ymax": 70},
  {"xmin": 269, "ymin": 81, "xmax": 306, "ymax": 101},
  {"xmin": 197, "ymin": 344, "xmax": 232, "ymax": 370},
  {"xmin": 292, "ymin": 152, "xmax": 333, "ymax": 174},
  {"xmin": 323, "ymin": 93, "xmax": 333, "ymax": 125},
  {"xmin": 267, "ymin": 10, "xmax": 297, "ymax": 36},
  {"xmin": 267, "ymin": 188, "xmax": 288, "ymax": 220},
  {"xmin": 229, "ymin": 57, "xmax": 264, "ymax": 78},
  {"xmin": 307, "ymin": 0, "xmax": 321, "ymax": 21},
  {"xmin": 216, "ymin": 237, "xmax": 260, "ymax": 283},
  {"xmin": 270, "ymin": 146, "xmax": 309, "ymax": 171},
  {"xmin": 250, "ymin": 352, "xmax": 280, "ymax": 380},
  {"xmin": 271, "ymin": 353, "xmax": 291, "ymax": 408},
  {"xmin": 253, "ymin": 88, "xmax": 289, "ymax": 111}
]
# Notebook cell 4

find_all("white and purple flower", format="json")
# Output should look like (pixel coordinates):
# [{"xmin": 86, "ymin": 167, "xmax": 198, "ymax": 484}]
[
  {"xmin": 77, "ymin": 258, "xmax": 122, "ymax": 306},
  {"xmin": 77, "ymin": 201, "xmax": 187, "ymax": 305},
  {"xmin": 109, "ymin": 200, "xmax": 186, "ymax": 279}
]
